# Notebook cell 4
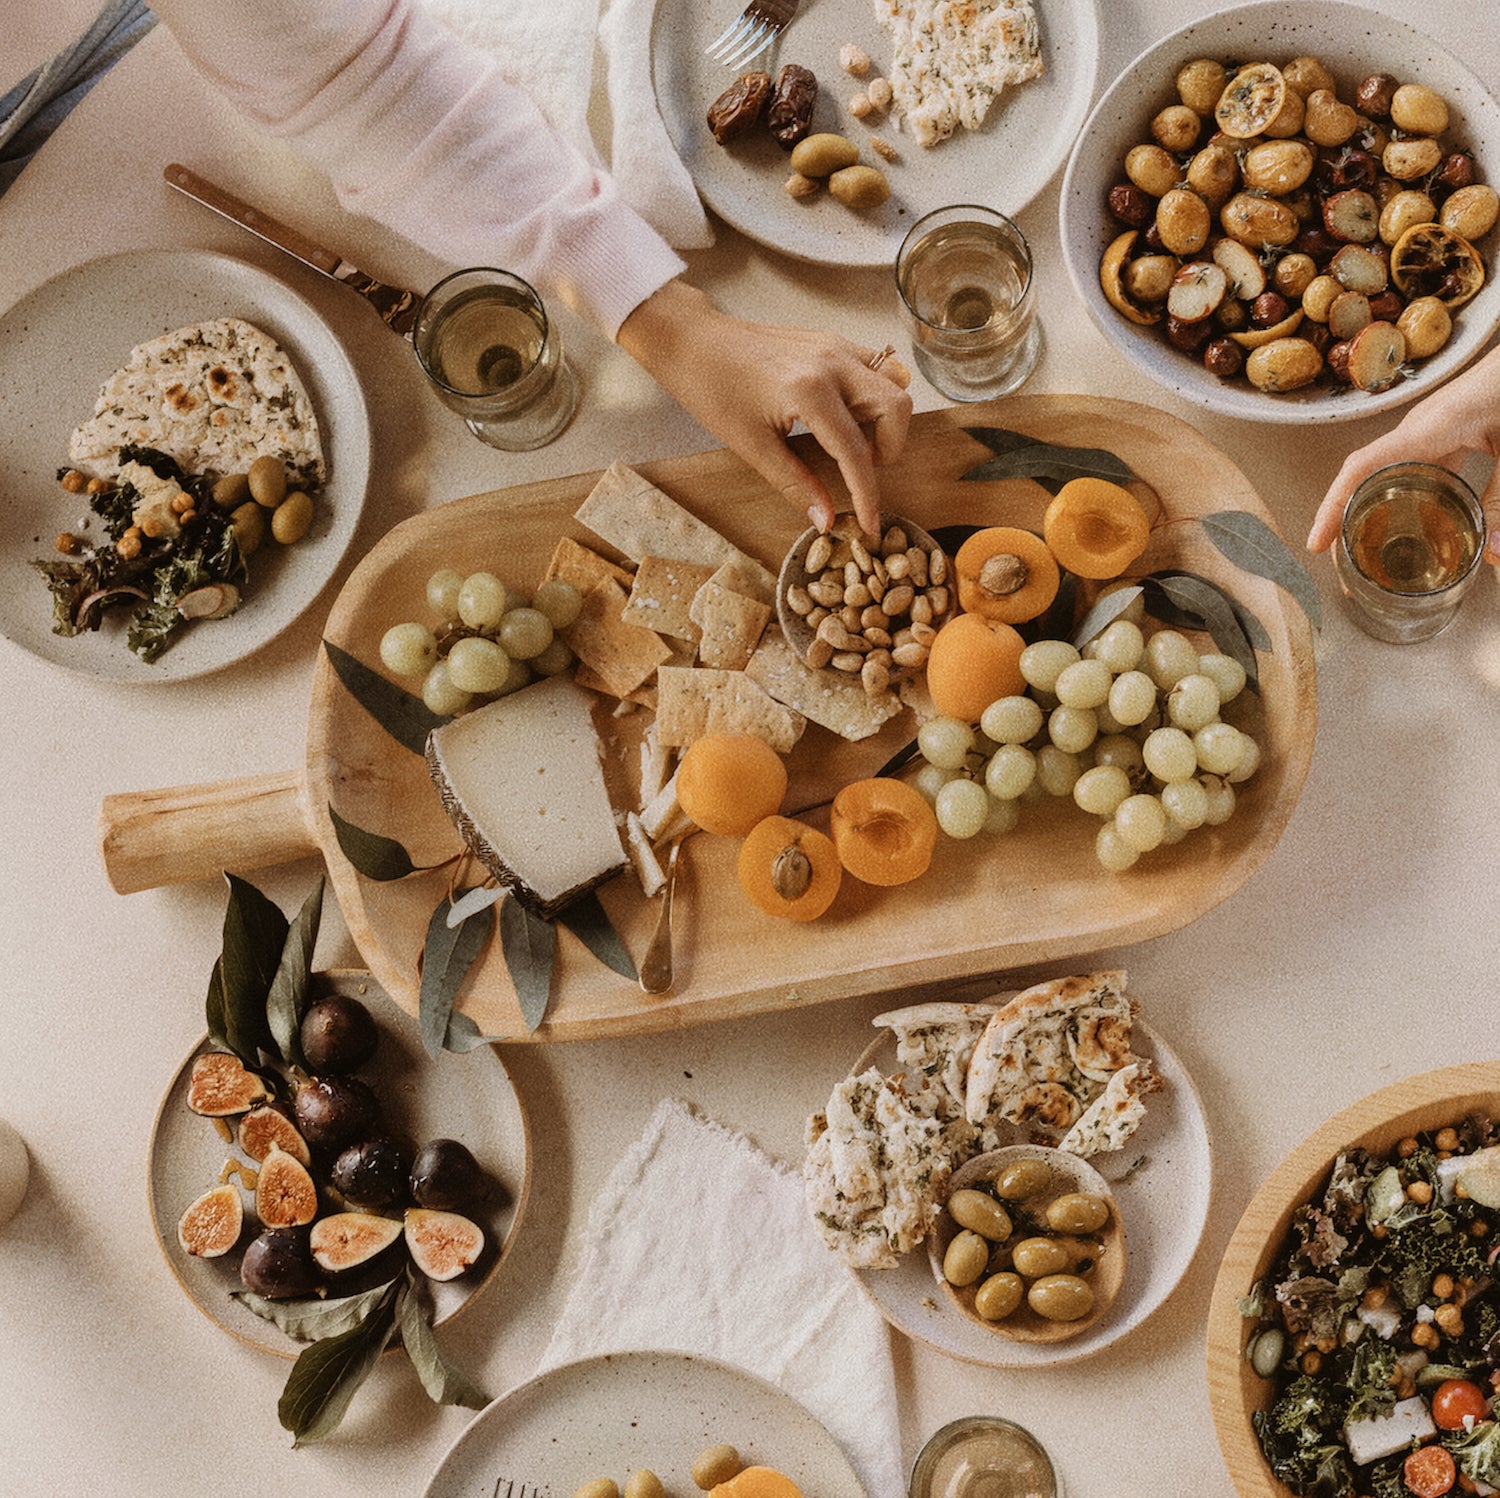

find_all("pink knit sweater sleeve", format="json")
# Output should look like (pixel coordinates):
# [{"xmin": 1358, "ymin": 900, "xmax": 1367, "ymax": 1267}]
[{"xmin": 147, "ymin": 0, "xmax": 686, "ymax": 337}]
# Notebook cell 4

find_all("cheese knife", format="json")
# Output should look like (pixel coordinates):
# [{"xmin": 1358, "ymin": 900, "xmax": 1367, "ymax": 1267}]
[{"xmin": 163, "ymin": 163, "xmax": 421, "ymax": 339}]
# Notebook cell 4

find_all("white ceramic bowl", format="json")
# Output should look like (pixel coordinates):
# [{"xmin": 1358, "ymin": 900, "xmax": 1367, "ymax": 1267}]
[{"xmin": 1059, "ymin": 0, "xmax": 1500, "ymax": 424}]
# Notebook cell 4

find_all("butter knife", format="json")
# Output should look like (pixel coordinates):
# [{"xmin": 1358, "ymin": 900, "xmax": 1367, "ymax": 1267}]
[{"xmin": 163, "ymin": 163, "xmax": 421, "ymax": 338}]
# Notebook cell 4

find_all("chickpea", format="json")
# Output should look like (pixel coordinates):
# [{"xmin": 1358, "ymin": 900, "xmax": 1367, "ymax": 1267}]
[
  {"xmin": 1432, "ymin": 1273, "xmax": 1456, "ymax": 1300},
  {"xmin": 1407, "ymin": 1179, "xmax": 1434, "ymax": 1205},
  {"xmin": 60, "ymin": 469, "xmax": 87, "ymax": 494},
  {"xmin": 1397, "ymin": 1137, "xmax": 1420, "ymax": 1158},
  {"xmin": 1435, "ymin": 1304, "xmax": 1465, "ymax": 1337},
  {"xmin": 1435, "ymin": 1127, "xmax": 1461, "ymax": 1153},
  {"xmin": 1412, "ymin": 1322, "xmax": 1441, "ymax": 1350},
  {"xmin": 117, "ymin": 532, "xmax": 142, "ymax": 560},
  {"xmin": 54, "ymin": 532, "xmax": 81, "ymax": 556},
  {"xmin": 1301, "ymin": 1349, "xmax": 1323, "ymax": 1375}
]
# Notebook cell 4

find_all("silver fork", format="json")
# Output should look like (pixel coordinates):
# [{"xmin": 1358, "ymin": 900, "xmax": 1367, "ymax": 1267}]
[{"xmin": 704, "ymin": 0, "xmax": 799, "ymax": 69}]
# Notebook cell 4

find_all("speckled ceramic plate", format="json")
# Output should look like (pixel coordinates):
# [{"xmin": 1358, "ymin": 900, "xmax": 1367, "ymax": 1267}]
[
  {"xmin": 421, "ymin": 1351, "xmax": 869, "ymax": 1497},
  {"xmin": 147, "ymin": 971, "xmax": 530, "ymax": 1359},
  {"xmin": 0, "ymin": 249, "xmax": 370, "ymax": 680}
]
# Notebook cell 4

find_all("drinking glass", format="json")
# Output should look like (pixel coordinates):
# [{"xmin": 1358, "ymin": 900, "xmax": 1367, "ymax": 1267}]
[
  {"xmin": 895, "ymin": 205, "xmax": 1041, "ymax": 401},
  {"xmin": 412, "ymin": 268, "xmax": 578, "ymax": 451},
  {"xmin": 1334, "ymin": 461, "xmax": 1486, "ymax": 643}
]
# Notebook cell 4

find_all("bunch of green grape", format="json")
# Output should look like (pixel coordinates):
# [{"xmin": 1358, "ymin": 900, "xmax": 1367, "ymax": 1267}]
[
  {"xmin": 912, "ymin": 615, "xmax": 1261, "ymax": 871},
  {"xmin": 378, "ymin": 567, "xmax": 584, "ymax": 716}
]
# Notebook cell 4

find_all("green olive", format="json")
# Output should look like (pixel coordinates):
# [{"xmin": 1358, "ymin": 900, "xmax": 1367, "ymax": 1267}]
[
  {"xmin": 1010, "ymin": 1236, "xmax": 1072, "ymax": 1279},
  {"xmin": 1045, "ymin": 1192, "xmax": 1111, "ymax": 1235},
  {"xmin": 247, "ymin": 454, "xmax": 288, "ymax": 508},
  {"xmin": 994, "ymin": 1159, "xmax": 1052, "ymax": 1200},
  {"xmin": 942, "ymin": 1228, "xmax": 991, "ymax": 1288},
  {"xmin": 230, "ymin": 500, "xmax": 267, "ymax": 556},
  {"xmin": 789, "ymin": 132, "xmax": 860, "ymax": 178},
  {"xmin": 974, "ymin": 1271, "xmax": 1025, "ymax": 1321},
  {"xmin": 1027, "ymin": 1273, "xmax": 1095, "ymax": 1322},
  {"xmin": 948, "ymin": 1188, "xmax": 1013, "ymax": 1242},
  {"xmin": 692, "ymin": 1444, "xmax": 741, "ymax": 1490},
  {"xmin": 211, "ymin": 472, "xmax": 251, "ymax": 511},
  {"xmin": 828, "ymin": 164, "xmax": 890, "ymax": 209},
  {"xmin": 271, "ymin": 489, "xmax": 314, "ymax": 544},
  {"xmin": 571, "ymin": 1482, "xmax": 619, "ymax": 1498},
  {"xmin": 624, "ymin": 1473, "xmax": 665, "ymax": 1498}
]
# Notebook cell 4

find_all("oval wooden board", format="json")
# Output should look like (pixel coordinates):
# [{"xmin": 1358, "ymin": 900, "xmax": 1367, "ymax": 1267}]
[
  {"xmin": 1206, "ymin": 1061, "xmax": 1500, "ymax": 1498},
  {"xmin": 308, "ymin": 394, "xmax": 1318, "ymax": 1042}
]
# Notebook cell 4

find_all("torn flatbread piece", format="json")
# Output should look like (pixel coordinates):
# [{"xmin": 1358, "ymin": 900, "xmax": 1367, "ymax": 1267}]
[
  {"xmin": 544, "ymin": 535, "xmax": 635, "ymax": 595},
  {"xmin": 745, "ymin": 633, "xmax": 901, "ymax": 741},
  {"xmin": 873, "ymin": 1000, "xmax": 1002, "ymax": 1128}
]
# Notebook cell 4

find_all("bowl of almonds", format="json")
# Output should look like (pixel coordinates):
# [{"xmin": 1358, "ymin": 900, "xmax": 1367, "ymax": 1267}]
[{"xmin": 775, "ymin": 514, "xmax": 952, "ymax": 699}]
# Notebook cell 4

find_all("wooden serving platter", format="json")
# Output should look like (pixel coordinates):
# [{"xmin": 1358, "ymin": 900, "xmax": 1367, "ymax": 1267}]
[{"xmin": 99, "ymin": 395, "xmax": 1317, "ymax": 1042}]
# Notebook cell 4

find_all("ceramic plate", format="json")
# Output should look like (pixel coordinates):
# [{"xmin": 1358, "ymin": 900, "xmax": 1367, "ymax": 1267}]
[
  {"xmin": 0, "ymin": 249, "xmax": 371, "ymax": 680},
  {"xmin": 421, "ymin": 1351, "xmax": 869, "ymax": 1497},
  {"xmin": 847, "ymin": 1017, "xmax": 1212, "ymax": 1367},
  {"xmin": 652, "ymin": 0, "xmax": 1100, "ymax": 267},
  {"xmin": 147, "ymin": 971, "xmax": 530, "ymax": 1359}
]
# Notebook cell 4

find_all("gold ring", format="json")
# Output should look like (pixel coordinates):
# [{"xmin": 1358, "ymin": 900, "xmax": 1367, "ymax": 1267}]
[{"xmin": 866, "ymin": 343, "xmax": 896, "ymax": 371}]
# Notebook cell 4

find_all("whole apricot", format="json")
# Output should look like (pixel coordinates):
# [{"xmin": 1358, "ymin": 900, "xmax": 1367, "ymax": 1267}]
[
  {"xmin": 738, "ymin": 816, "xmax": 842, "ymax": 920},
  {"xmin": 830, "ymin": 777, "xmax": 938, "ymax": 886},
  {"xmin": 924, "ymin": 613, "xmax": 1027, "ymax": 722},
  {"xmin": 677, "ymin": 733, "xmax": 788, "ymax": 836}
]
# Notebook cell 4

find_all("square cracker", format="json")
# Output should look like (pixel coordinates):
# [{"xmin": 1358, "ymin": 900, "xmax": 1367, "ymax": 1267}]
[
  {"xmin": 544, "ymin": 535, "xmax": 635, "ymax": 594},
  {"xmin": 620, "ymin": 555, "xmax": 715, "ymax": 643},
  {"xmin": 561, "ymin": 577, "xmax": 672, "ymax": 700},
  {"xmin": 655, "ymin": 666, "xmax": 805, "ymax": 755},
  {"xmin": 745, "ymin": 633, "xmax": 902, "ymax": 742},
  {"xmin": 689, "ymin": 580, "xmax": 772, "ymax": 671}
]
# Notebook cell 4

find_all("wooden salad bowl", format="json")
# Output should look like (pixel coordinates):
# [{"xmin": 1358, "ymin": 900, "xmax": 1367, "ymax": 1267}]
[
  {"xmin": 1206, "ymin": 1062, "xmax": 1500, "ymax": 1497},
  {"xmin": 98, "ymin": 395, "xmax": 1318, "ymax": 1043}
]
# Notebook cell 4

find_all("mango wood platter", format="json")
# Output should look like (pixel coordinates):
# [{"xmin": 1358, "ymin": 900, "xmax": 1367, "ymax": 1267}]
[
  {"xmin": 99, "ymin": 395, "xmax": 1317, "ymax": 1042},
  {"xmin": 1206, "ymin": 1062, "xmax": 1500, "ymax": 1498}
]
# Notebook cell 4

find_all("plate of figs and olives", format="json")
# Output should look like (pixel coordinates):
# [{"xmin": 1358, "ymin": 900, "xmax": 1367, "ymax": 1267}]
[{"xmin": 148, "ymin": 970, "xmax": 531, "ymax": 1358}]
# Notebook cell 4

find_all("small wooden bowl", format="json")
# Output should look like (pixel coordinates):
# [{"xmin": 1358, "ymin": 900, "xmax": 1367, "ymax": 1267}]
[
  {"xmin": 926, "ymin": 1145, "xmax": 1127, "ymax": 1344},
  {"xmin": 775, "ymin": 511, "xmax": 952, "ymax": 682}
]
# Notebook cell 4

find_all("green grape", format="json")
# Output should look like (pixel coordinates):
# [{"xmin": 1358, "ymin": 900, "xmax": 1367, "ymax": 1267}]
[
  {"xmin": 1035, "ymin": 744, "xmax": 1085, "ymax": 797},
  {"xmin": 457, "ymin": 571, "xmax": 508, "ymax": 631},
  {"xmin": 985, "ymin": 796, "xmax": 1021, "ymax": 835},
  {"xmin": 1053, "ymin": 658, "xmax": 1113, "ymax": 710},
  {"xmin": 1200, "ymin": 773, "xmax": 1236, "ymax": 825},
  {"xmin": 446, "ymin": 635, "xmax": 513, "ymax": 694},
  {"xmin": 918, "ymin": 717, "xmax": 976, "ymax": 771},
  {"xmin": 984, "ymin": 743, "xmax": 1036, "ymax": 800},
  {"xmin": 1144, "ymin": 629, "xmax": 1200, "ymax": 690},
  {"xmin": 1194, "ymin": 721, "xmax": 1248, "ymax": 775},
  {"xmin": 491, "ymin": 656, "xmax": 534, "ymax": 698},
  {"xmin": 1142, "ymin": 725, "xmax": 1198, "ymax": 783},
  {"xmin": 1166, "ymin": 673, "xmax": 1222, "ymax": 732},
  {"xmin": 979, "ymin": 695, "xmax": 1043, "ymax": 745},
  {"xmin": 1086, "ymin": 618, "xmax": 1145, "ymax": 673},
  {"xmin": 1161, "ymin": 777, "xmax": 1209, "ymax": 830},
  {"xmin": 912, "ymin": 762, "xmax": 960, "ymax": 805},
  {"xmin": 1158, "ymin": 815, "xmax": 1189, "ymax": 846},
  {"xmin": 498, "ymin": 606, "xmax": 555, "ymax": 660},
  {"xmin": 1107, "ymin": 670, "xmax": 1157, "ymax": 728},
  {"xmin": 425, "ymin": 568, "xmax": 465, "ymax": 621},
  {"xmin": 1019, "ymin": 638, "xmax": 1080, "ymax": 694},
  {"xmin": 1092, "ymin": 733, "xmax": 1145, "ymax": 778},
  {"xmin": 1047, "ymin": 704, "xmax": 1098, "ymax": 756},
  {"xmin": 421, "ymin": 660, "xmax": 473, "ymax": 716},
  {"xmin": 1198, "ymin": 652, "xmax": 1247, "ymax": 705},
  {"xmin": 1227, "ymin": 734, "xmax": 1261, "ymax": 784},
  {"xmin": 936, "ymin": 777, "xmax": 990, "ymax": 839},
  {"xmin": 1115, "ymin": 793, "xmax": 1167, "ymax": 852},
  {"xmin": 379, "ymin": 622, "xmax": 438, "ymax": 678},
  {"xmin": 1073, "ymin": 764, "xmax": 1131, "ymax": 817},
  {"xmin": 529, "ymin": 637, "xmax": 576, "ymax": 677},
  {"xmin": 1095, "ymin": 821, "xmax": 1140, "ymax": 872},
  {"xmin": 531, "ymin": 577, "xmax": 583, "ymax": 629}
]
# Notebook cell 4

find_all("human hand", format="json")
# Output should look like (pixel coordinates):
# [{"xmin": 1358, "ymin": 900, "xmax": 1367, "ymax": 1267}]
[
  {"xmin": 1307, "ymin": 343, "xmax": 1500, "ymax": 562},
  {"xmin": 618, "ymin": 280, "xmax": 913, "ymax": 535}
]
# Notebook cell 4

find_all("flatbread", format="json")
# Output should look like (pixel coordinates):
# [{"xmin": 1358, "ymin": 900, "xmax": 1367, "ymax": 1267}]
[
  {"xmin": 654, "ymin": 665, "xmax": 805, "ymax": 754},
  {"xmin": 872, "ymin": 1000, "xmax": 1002, "ymax": 1126},
  {"xmin": 544, "ymin": 535, "xmax": 635, "ymax": 594},
  {"xmin": 745, "ymin": 633, "xmax": 902, "ymax": 742},
  {"xmin": 68, "ymin": 317, "xmax": 324, "ymax": 486}
]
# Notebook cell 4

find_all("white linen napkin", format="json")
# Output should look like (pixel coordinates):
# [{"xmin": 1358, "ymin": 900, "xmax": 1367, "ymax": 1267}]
[
  {"xmin": 421, "ymin": 0, "xmax": 714, "ymax": 248},
  {"xmin": 537, "ymin": 1097, "xmax": 904, "ymax": 1498}
]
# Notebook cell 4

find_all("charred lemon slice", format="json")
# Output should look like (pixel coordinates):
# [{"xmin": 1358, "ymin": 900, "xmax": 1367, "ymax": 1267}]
[
  {"xmin": 1390, "ymin": 222, "xmax": 1486, "ymax": 307},
  {"xmin": 1214, "ymin": 62, "xmax": 1287, "ymax": 138}
]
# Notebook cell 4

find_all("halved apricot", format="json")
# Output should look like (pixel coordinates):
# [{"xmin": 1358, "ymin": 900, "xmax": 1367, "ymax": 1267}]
[
  {"xmin": 677, "ymin": 733, "xmax": 787, "ymax": 836},
  {"xmin": 830, "ymin": 778, "xmax": 938, "ymax": 886},
  {"xmin": 1042, "ymin": 477, "xmax": 1152, "ymax": 580},
  {"xmin": 924, "ymin": 613, "xmax": 1027, "ymax": 722},
  {"xmin": 737, "ymin": 816, "xmax": 842, "ymax": 921},
  {"xmin": 954, "ymin": 527, "xmax": 1061, "ymax": 624}
]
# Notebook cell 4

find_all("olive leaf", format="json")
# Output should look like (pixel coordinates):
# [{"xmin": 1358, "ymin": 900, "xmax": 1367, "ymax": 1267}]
[
  {"xmin": 1199, "ymin": 509, "xmax": 1324, "ymax": 627},
  {"xmin": 443, "ymin": 1010, "xmax": 509, "ymax": 1054},
  {"xmin": 323, "ymin": 639, "xmax": 450, "ymax": 757},
  {"xmin": 419, "ymin": 897, "xmax": 494, "ymax": 1059},
  {"xmin": 397, "ymin": 1275, "xmax": 488, "ymax": 1410},
  {"xmin": 328, "ymin": 805, "xmax": 422, "ymax": 882},
  {"xmin": 205, "ymin": 956, "xmax": 228, "ymax": 1052},
  {"xmin": 558, "ymin": 890, "xmax": 637, "ymax": 981},
  {"xmin": 961, "ymin": 429, "xmax": 1136, "ymax": 489},
  {"xmin": 1071, "ymin": 583, "xmax": 1145, "ymax": 648},
  {"xmin": 277, "ymin": 1284, "xmax": 399, "ymax": 1446},
  {"xmin": 266, "ymin": 876, "xmax": 324, "ymax": 1067},
  {"xmin": 446, "ymin": 884, "xmax": 505, "ymax": 927},
  {"xmin": 1141, "ymin": 573, "xmax": 1261, "ymax": 690},
  {"xmin": 1150, "ymin": 569, "xmax": 1271, "ymax": 651},
  {"xmin": 500, "ymin": 893, "xmax": 557, "ymax": 1034},
  {"xmin": 218, "ymin": 873, "xmax": 287, "ymax": 1066},
  {"xmin": 234, "ymin": 1278, "xmax": 399, "ymax": 1343}
]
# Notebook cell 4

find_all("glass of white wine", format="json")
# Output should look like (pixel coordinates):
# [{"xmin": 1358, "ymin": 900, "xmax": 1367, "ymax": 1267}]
[{"xmin": 412, "ymin": 268, "xmax": 578, "ymax": 451}]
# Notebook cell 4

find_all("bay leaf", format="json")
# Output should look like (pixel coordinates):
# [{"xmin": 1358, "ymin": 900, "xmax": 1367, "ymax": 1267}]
[
  {"xmin": 1071, "ymin": 583, "xmax": 1144, "ymax": 648},
  {"xmin": 266, "ymin": 877, "xmax": 324, "ymax": 1067},
  {"xmin": 446, "ymin": 884, "xmax": 505, "ymax": 927},
  {"xmin": 962, "ymin": 433, "xmax": 1135, "ymax": 488},
  {"xmin": 964, "ymin": 426, "xmax": 1043, "ymax": 457},
  {"xmin": 1199, "ymin": 509, "xmax": 1324, "ymax": 627},
  {"xmin": 219, "ymin": 873, "xmax": 286, "ymax": 1065},
  {"xmin": 234, "ymin": 1278, "xmax": 398, "ymax": 1343},
  {"xmin": 1142, "ymin": 573, "xmax": 1260, "ymax": 689},
  {"xmin": 323, "ymin": 639, "xmax": 450, "ymax": 756},
  {"xmin": 328, "ymin": 805, "xmax": 419, "ymax": 882},
  {"xmin": 1151, "ymin": 566, "xmax": 1272, "ymax": 650},
  {"xmin": 500, "ymin": 893, "xmax": 556, "ymax": 1033},
  {"xmin": 443, "ymin": 1011, "xmax": 508, "ymax": 1053},
  {"xmin": 205, "ymin": 956, "xmax": 228, "ymax": 1051},
  {"xmin": 277, "ymin": 1287, "xmax": 398, "ymax": 1446},
  {"xmin": 558, "ymin": 890, "xmax": 637, "ymax": 980},
  {"xmin": 397, "ymin": 1277, "xmax": 488, "ymax": 1410},
  {"xmin": 419, "ymin": 897, "xmax": 493, "ymax": 1059}
]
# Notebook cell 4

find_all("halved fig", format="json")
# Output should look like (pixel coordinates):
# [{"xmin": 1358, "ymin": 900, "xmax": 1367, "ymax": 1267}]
[
  {"xmin": 1329, "ymin": 244, "xmax": 1389, "ymax": 297},
  {"xmin": 405, "ymin": 1208, "xmax": 485, "ymax": 1281},
  {"xmin": 310, "ymin": 1211, "xmax": 404, "ymax": 1273},
  {"xmin": 1099, "ymin": 231, "xmax": 1161, "ymax": 325},
  {"xmin": 1346, "ymin": 321, "xmax": 1408, "ymax": 392},
  {"xmin": 186, "ymin": 1052, "xmax": 269, "ymax": 1117},
  {"xmin": 1230, "ymin": 307, "xmax": 1306, "ymax": 349},
  {"xmin": 1214, "ymin": 62, "xmax": 1286, "ymax": 138},
  {"xmin": 1391, "ymin": 223, "xmax": 1487, "ymax": 307},
  {"xmin": 1211, "ymin": 238, "xmax": 1267, "ymax": 300},
  {"xmin": 1166, "ymin": 261, "xmax": 1229, "ymax": 322},
  {"xmin": 254, "ymin": 1144, "xmax": 319, "ymax": 1228},
  {"xmin": 1323, "ymin": 189, "xmax": 1379, "ymax": 244},
  {"xmin": 238, "ymin": 1105, "xmax": 312, "ymax": 1167},
  {"xmin": 177, "ymin": 1183, "xmax": 244, "ymax": 1258}
]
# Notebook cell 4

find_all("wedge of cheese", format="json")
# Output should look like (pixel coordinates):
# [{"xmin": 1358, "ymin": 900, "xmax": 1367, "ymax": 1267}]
[{"xmin": 426, "ymin": 676, "xmax": 626, "ymax": 918}]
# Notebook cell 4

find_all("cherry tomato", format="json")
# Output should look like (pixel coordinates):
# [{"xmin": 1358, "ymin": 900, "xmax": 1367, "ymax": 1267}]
[
  {"xmin": 1431, "ymin": 1377, "xmax": 1489, "ymax": 1430},
  {"xmin": 1404, "ymin": 1443, "xmax": 1456, "ymax": 1498}
]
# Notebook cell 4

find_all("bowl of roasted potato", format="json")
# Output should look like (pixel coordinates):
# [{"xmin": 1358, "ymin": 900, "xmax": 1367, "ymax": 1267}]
[{"xmin": 1059, "ymin": 1, "xmax": 1500, "ymax": 422}]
